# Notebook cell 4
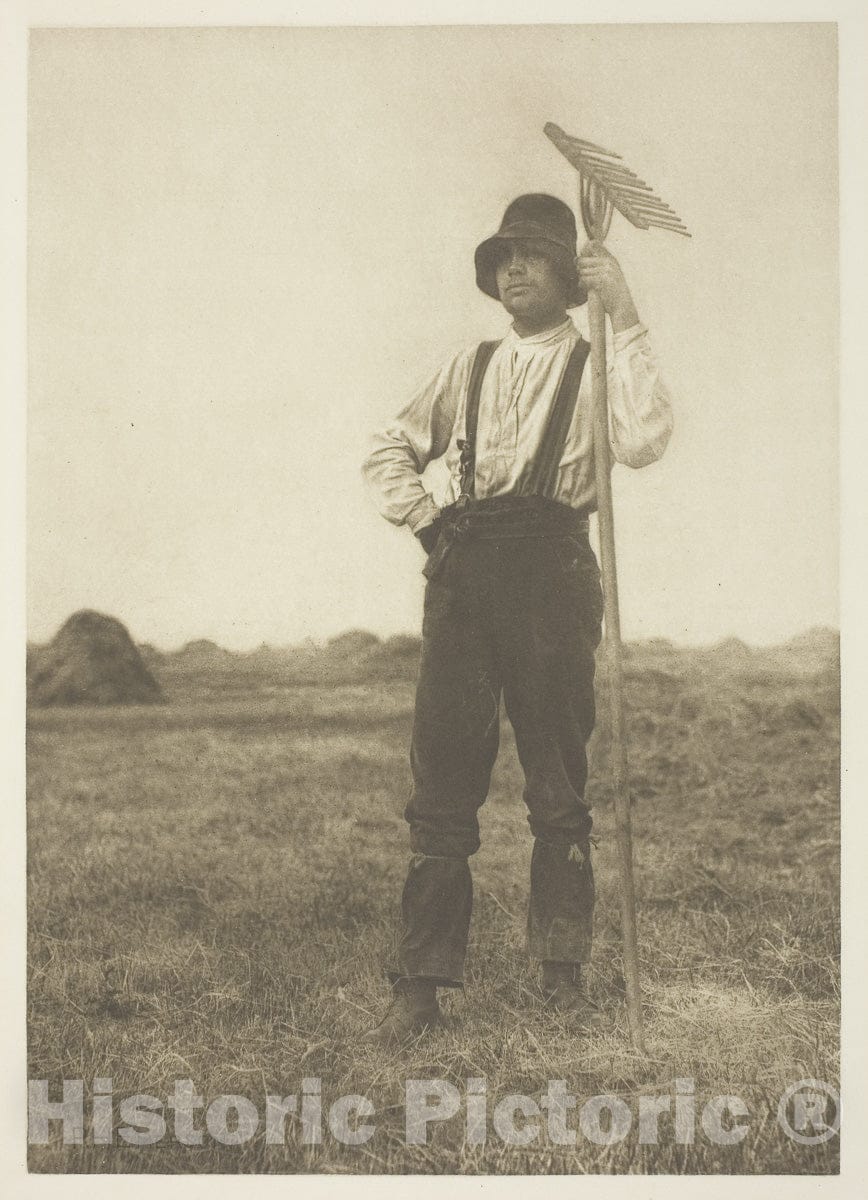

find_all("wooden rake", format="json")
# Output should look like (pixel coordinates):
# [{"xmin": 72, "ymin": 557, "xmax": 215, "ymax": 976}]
[{"xmin": 545, "ymin": 123, "xmax": 690, "ymax": 1054}]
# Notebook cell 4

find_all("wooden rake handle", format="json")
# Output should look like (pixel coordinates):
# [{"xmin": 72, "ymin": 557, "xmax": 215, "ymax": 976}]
[
  {"xmin": 588, "ymin": 283, "xmax": 647, "ymax": 1057},
  {"xmin": 587, "ymin": 269, "xmax": 647, "ymax": 1057}
]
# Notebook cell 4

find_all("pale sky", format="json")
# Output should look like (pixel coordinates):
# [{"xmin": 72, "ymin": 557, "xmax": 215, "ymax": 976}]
[{"xmin": 26, "ymin": 22, "xmax": 838, "ymax": 650}]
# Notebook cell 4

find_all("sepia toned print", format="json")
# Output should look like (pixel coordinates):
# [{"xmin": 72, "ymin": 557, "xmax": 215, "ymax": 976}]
[{"xmin": 25, "ymin": 22, "xmax": 838, "ymax": 1176}]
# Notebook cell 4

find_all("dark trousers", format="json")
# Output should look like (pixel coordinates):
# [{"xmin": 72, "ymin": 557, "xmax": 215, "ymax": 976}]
[{"xmin": 390, "ymin": 498, "xmax": 604, "ymax": 988}]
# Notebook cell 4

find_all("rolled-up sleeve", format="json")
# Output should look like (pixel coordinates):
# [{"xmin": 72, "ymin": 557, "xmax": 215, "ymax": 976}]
[
  {"xmin": 361, "ymin": 349, "xmax": 470, "ymax": 530},
  {"xmin": 606, "ymin": 323, "xmax": 674, "ymax": 468}
]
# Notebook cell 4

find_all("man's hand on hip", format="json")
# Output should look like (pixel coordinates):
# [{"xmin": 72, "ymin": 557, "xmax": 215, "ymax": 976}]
[{"xmin": 415, "ymin": 518, "xmax": 442, "ymax": 555}]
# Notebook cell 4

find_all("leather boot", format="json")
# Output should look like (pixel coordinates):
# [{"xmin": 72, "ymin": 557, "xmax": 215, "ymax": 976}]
[
  {"xmin": 361, "ymin": 978, "xmax": 441, "ymax": 1047},
  {"xmin": 541, "ymin": 961, "xmax": 612, "ymax": 1030}
]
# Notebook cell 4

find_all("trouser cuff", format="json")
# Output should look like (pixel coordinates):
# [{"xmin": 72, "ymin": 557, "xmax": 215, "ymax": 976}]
[
  {"xmin": 527, "ymin": 837, "xmax": 595, "ymax": 962},
  {"xmin": 393, "ymin": 853, "xmax": 473, "ymax": 989}
]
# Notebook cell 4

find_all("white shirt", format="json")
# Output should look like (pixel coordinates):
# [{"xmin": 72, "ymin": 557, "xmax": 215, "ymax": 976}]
[{"xmin": 362, "ymin": 316, "xmax": 673, "ymax": 532}]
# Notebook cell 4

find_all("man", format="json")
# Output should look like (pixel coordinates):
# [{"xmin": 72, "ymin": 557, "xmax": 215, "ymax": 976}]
[{"xmin": 361, "ymin": 193, "xmax": 673, "ymax": 1045}]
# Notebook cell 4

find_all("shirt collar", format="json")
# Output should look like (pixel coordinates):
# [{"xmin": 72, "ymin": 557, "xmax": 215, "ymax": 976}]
[{"xmin": 505, "ymin": 316, "xmax": 576, "ymax": 351}]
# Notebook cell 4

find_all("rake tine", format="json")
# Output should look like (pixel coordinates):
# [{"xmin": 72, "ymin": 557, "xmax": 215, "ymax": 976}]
[
  {"xmin": 592, "ymin": 174, "xmax": 655, "ymax": 193},
  {"xmin": 612, "ymin": 195, "xmax": 689, "ymax": 227},
  {"xmin": 619, "ymin": 210, "xmax": 650, "ymax": 226},
  {"xmin": 613, "ymin": 191, "xmax": 675, "ymax": 209},
  {"xmin": 645, "ymin": 222, "xmax": 691, "ymax": 237},
  {"xmin": 590, "ymin": 172, "xmax": 654, "ymax": 192},
  {"xmin": 636, "ymin": 219, "xmax": 689, "ymax": 231},
  {"xmin": 637, "ymin": 216, "xmax": 691, "ymax": 236},
  {"xmin": 621, "ymin": 200, "xmax": 684, "ymax": 219},
  {"xmin": 581, "ymin": 159, "xmax": 650, "ymax": 184},
  {"xmin": 623, "ymin": 215, "xmax": 689, "ymax": 237},
  {"xmin": 613, "ymin": 186, "xmax": 670, "ymax": 202},
  {"xmin": 620, "ymin": 204, "xmax": 689, "ymax": 228},
  {"xmin": 577, "ymin": 153, "xmax": 641, "ymax": 175},
  {"xmin": 637, "ymin": 215, "xmax": 688, "ymax": 229},
  {"xmin": 626, "ymin": 200, "xmax": 681, "ymax": 217},
  {"xmin": 572, "ymin": 148, "xmax": 629, "ymax": 166},
  {"xmin": 571, "ymin": 136, "xmax": 623, "ymax": 159},
  {"xmin": 586, "ymin": 169, "xmax": 657, "ymax": 194}
]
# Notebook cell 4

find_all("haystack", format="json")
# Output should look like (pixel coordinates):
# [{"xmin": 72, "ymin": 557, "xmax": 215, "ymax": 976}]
[
  {"xmin": 27, "ymin": 610, "xmax": 163, "ymax": 706},
  {"xmin": 326, "ymin": 629, "xmax": 381, "ymax": 657},
  {"xmin": 173, "ymin": 638, "xmax": 235, "ymax": 666}
]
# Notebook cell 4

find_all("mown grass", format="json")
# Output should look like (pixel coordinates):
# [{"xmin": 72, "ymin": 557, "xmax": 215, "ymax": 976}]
[{"xmin": 27, "ymin": 644, "xmax": 840, "ymax": 1173}]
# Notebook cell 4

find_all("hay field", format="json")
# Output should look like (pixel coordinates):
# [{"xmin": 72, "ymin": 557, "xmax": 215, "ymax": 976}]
[{"xmin": 26, "ymin": 632, "xmax": 840, "ymax": 1174}]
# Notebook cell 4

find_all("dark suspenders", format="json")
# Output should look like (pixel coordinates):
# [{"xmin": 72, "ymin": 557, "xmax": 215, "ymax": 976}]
[
  {"xmin": 521, "ymin": 338, "xmax": 591, "ymax": 497},
  {"xmin": 457, "ymin": 340, "xmax": 499, "ymax": 502},
  {"xmin": 457, "ymin": 337, "xmax": 591, "ymax": 503}
]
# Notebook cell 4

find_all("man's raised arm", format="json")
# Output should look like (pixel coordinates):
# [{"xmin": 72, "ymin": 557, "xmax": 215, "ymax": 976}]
[
  {"xmin": 578, "ymin": 240, "xmax": 674, "ymax": 468},
  {"xmin": 605, "ymin": 323, "xmax": 674, "ymax": 468}
]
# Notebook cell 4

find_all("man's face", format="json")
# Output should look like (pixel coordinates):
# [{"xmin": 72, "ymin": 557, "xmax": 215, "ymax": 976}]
[{"xmin": 494, "ymin": 238, "xmax": 572, "ymax": 326}]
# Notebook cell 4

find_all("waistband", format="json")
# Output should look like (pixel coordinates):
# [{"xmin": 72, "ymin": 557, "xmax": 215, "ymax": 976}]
[
  {"xmin": 422, "ymin": 495, "xmax": 590, "ymax": 581},
  {"xmin": 439, "ymin": 494, "xmax": 590, "ymax": 538}
]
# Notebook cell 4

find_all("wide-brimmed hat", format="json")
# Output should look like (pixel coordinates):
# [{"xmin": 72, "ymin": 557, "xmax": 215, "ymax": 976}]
[{"xmin": 475, "ymin": 193, "xmax": 588, "ymax": 308}]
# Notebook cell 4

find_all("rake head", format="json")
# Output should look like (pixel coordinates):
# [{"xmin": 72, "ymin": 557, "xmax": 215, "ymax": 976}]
[{"xmin": 544, "ymin": 122, "xmax": 691, "ymax": 239}]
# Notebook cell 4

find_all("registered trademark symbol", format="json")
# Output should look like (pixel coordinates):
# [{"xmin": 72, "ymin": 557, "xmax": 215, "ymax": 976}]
[{"xmin": 777, "ymin": 1079, "xmax": 840, "ymax": 1145}]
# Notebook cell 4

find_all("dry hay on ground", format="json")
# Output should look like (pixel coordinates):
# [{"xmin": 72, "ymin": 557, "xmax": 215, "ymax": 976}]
[{"xmin": 27, "ymin": 610, "xmax": 163, "ymax": 707}]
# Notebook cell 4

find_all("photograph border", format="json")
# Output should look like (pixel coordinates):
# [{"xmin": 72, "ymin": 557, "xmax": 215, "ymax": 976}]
[{"xmin": 3, "ymin": 1, "xmax": 865, "ymax": 1195}]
